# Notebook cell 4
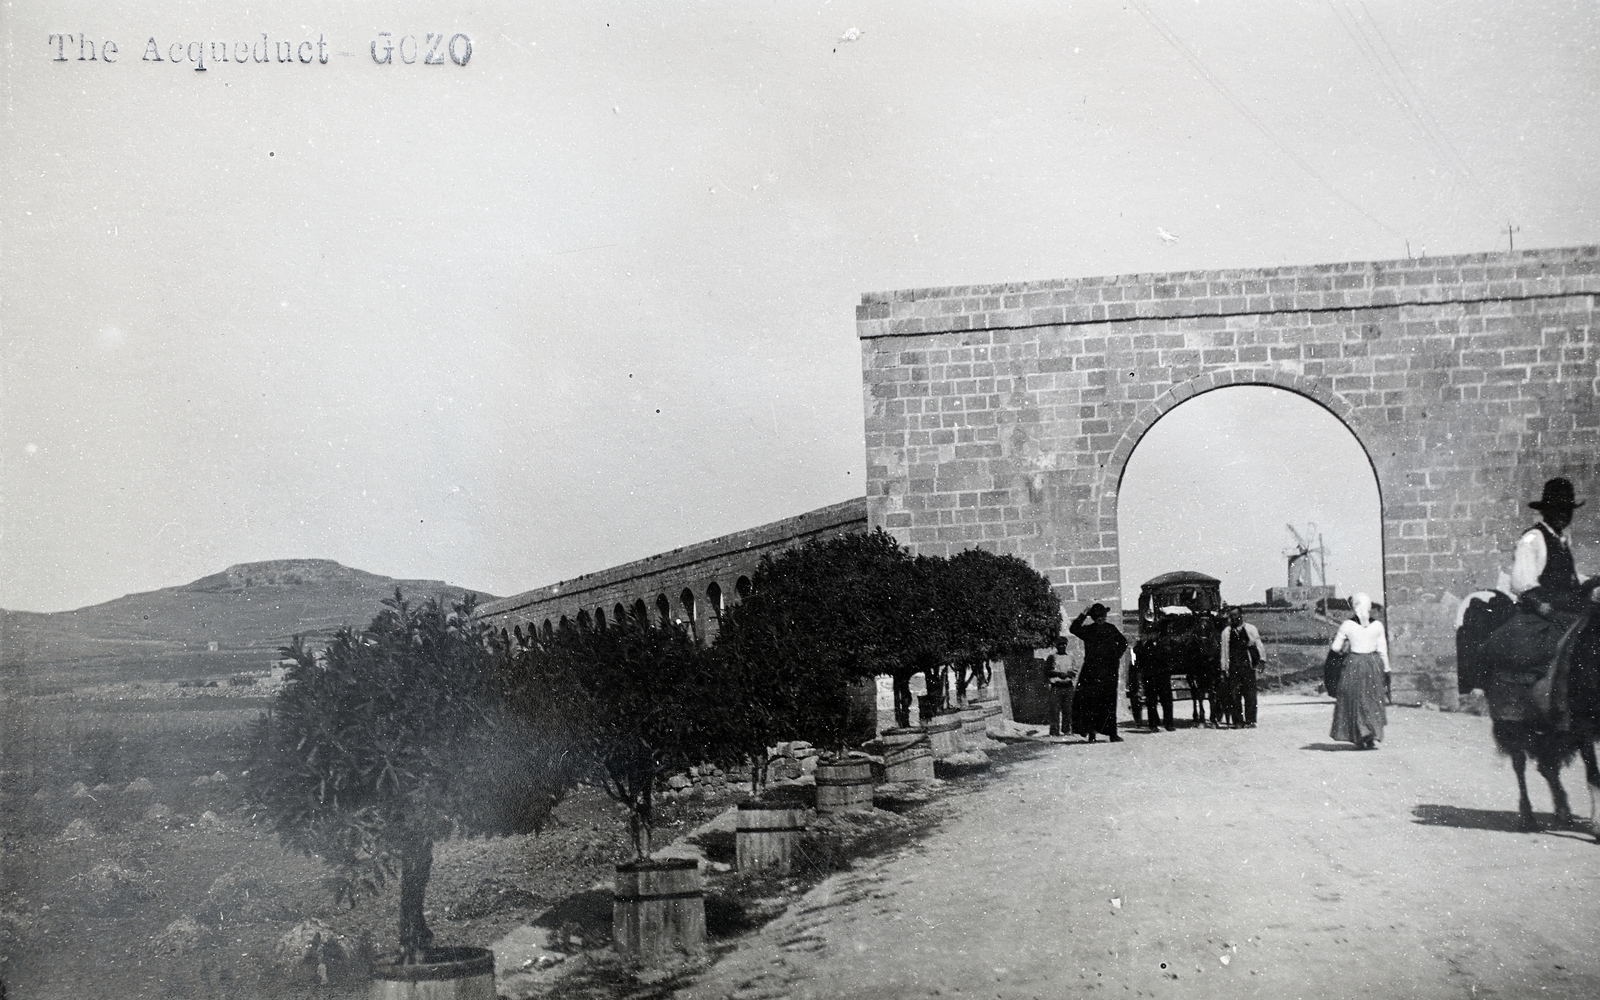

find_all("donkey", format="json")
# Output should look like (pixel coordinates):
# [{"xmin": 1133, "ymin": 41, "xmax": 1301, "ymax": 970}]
[{"xmin": 1458, "ymin": 593, "xmax": 1600, "ymax": 836}]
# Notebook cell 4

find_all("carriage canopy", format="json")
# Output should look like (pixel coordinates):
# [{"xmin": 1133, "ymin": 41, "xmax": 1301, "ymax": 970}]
[{"xmin": 1138, "ymin": 571, "xmax": 1222, "ymax": 634}]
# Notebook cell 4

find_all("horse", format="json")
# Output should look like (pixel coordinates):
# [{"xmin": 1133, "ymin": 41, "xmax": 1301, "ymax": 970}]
[
  {"xmin": 1132, "ymin": 614, "xmax": 1219, "ymax": 729},
  {"xmin": 1457, "ymin": 592, "xmax": 1600, "ymax": 836}
]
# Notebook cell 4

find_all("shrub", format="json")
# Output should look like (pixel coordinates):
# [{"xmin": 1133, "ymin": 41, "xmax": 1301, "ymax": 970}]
[
  {"xmin": 933, "ymin": 548, "xmax": 1062, "ymax": 699},
  {"xmin": 246, "ymin": 592, "xmax": 581, "ymax": 962}
]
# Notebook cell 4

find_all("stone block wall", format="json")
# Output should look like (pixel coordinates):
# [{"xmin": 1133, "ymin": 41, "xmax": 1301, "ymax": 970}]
[{"xmin": 858, "ymin": 246, "xmax": 1600, "ymax": 707}]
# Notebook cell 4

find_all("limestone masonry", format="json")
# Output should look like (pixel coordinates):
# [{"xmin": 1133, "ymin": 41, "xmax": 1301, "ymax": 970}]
[{"xmin": 858, "ymin": 246, "xmax": 1600, "ymax": 707}]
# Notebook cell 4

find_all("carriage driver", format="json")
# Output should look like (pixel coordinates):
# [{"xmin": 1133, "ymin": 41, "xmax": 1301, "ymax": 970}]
[{"xmin": 1511, "ymin": 477, "xmax": 1600, "ymax": 620}]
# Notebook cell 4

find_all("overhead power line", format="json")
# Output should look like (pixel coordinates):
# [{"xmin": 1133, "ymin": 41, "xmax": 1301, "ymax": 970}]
[{"xmin": 1127, "ymin": 0, "xmax": 1400, "ymax": 238}]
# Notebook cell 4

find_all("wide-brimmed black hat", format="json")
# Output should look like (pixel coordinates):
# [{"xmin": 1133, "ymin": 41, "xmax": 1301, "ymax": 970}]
[
  {"xmin": 1530, "ymin": 477, "xmax": 1584, "ymax": 511},
  {"xmin": 1086, "ymin": 602, "xmax": 1109, "ymax": 618}
]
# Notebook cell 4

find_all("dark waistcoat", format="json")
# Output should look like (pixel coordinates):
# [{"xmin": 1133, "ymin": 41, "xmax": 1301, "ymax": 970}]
[
  {"xmin": 1534, "ymin": 522, "xmax": 1580, "ymax": 595},
  {"xmin": 1228, "ymin": 626, "xmax": 1254, "ymax": 664}
]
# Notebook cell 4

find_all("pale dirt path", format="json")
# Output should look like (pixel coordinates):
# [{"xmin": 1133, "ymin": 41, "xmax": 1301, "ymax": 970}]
[{"xmin": 673, "ymin": 696, "xmax": 1600, "ymax": 1000}]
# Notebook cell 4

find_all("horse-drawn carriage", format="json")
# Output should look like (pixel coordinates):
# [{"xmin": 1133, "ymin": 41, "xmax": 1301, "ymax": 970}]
[{"xmin": 1132, "ymin": 571, "xmax": 1225, "ymax": 725}]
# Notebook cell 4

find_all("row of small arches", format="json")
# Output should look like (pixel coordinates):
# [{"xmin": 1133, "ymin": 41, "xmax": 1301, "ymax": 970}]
[{"xmin": 524, "ymin": 575, "xmax": 753, "ymax": 643}]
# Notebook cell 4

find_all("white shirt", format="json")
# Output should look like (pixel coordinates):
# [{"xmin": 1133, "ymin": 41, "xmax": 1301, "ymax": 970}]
[
  {"xmin": 1510, "ymin": 525, "xmax": 1557, "ymax": 596},
  {"xmin": 1509, "ymin": 522, "xmax": 1583, "ymax": 597},
  {"xmin": 1331, "ymin": 618, "xmax": 1391, "ymax": 673}
]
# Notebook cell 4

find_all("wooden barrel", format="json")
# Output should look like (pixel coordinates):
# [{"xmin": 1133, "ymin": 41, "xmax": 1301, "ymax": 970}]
[
  {"xmin": 736, "ymin": 802, "xmax": 806, "ymax": 873},
  {"xmin": 814, "ymin": 758, "xmax": 875, "ymax": 813},
  {"xmin": 878, "ymin": 729, "xmax": 934, "ymax": 782},
  {"xmin": 370, "ymin": 946, "xmax": 496, "ymax": 1000},
  {"xmin": 877, "ymin": 726, "xmax": 923, "ymax": 747},
  {"xmin": 612, "ymin": 858, "xmax": 705, "ymax": 962},
  {"xmin": 976, "ymin": 698, "xmax": 1005, "ymax": 734},
  {"xmin": 958, "ymin": 705, "xmax": 987, "ymax": 741},
  {"xmin": 924, "ymin": 713, "xmax": 961, "ymax": 758}
]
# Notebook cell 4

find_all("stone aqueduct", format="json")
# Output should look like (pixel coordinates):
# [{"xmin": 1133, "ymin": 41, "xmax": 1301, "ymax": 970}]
[
  {"xmin": 478, "ymin": 498, "xmax": 866, "ymax": 646},
  {"xmin": 484, "ymin": 245, "xmax": 1600, "ymax": 709}
]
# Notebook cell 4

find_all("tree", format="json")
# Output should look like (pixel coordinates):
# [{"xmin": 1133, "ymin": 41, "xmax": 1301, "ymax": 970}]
[
  {"xmin": 936, "ymin": 548, "xmax": 1062, "ymax": 699},
  {"xmin": 516, "ymin": 614, "xmax": 732, "ymax": 859},
  {"xmin": 700, "ymin": 616, "xmax": 812, "ymax": 795},
  {"xmin": 247, "ymin": 592, "xmax": 579, "ymax": 962},
  {"xmin": 716, "ymin": 529, "xmax": 932, "ymax": 755}
]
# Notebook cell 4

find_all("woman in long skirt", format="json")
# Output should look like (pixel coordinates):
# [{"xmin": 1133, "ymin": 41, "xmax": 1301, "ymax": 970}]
[{"xmin": 1330, "ymin": 593, "xmax": 1390, "ymax": 749}]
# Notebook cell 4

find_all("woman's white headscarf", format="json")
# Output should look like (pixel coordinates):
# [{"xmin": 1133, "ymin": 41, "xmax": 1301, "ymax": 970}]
[{"xmin": 1352, "ymin": 592, "xmax": 1372, "ymax": 626}]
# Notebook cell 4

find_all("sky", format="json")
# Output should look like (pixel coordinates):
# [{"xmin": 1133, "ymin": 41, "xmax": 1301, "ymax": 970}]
[
  {"xmin": 1118, "ymin": 385, "xmax": 1383, "ymax": 608},
  {"xmin": 3, "ymin": 0, "xmax": 1598, "ymax": 614}
]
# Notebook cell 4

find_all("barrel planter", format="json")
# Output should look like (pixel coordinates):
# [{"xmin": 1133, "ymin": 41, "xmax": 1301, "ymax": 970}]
[
  {"xmin": 736, "ymin": 801, "xmax": 806, "ymax": 873},
  {"xmin": 370, "ymin": 946, "xmax": 495, "ymax": 1000},
  {"xmin": 814, "ymin": 757, "xmax": 875, "ymax": 813},
  {"xmin": 924, "ymin": 712, "xmax": 961, "ymax": 758},
  {"xmin": 877, "ymin": 728, "xmax": 934, "ymax": 782},
  {"xmin": 976, "ymin": 697, "xmax": 1006, "ymax": 735},
  {"xmin": 613, "ymin": 858, "xmax": 705, "ymax": 963},
  {"xmin": 958, "ymin": 705, "xmax": 989, "ymax": 747}
]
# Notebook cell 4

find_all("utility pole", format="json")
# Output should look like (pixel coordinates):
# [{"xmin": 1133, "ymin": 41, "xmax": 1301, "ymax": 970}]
[{"xmin": 1507, "ymin": 222, "xmax": 1520, "ymax": 252}]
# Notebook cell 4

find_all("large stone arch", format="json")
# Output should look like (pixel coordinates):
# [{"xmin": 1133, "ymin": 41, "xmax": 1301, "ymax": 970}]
[
  {"xmin": 858, "ymin": 246, "xmax": 1600, "ymax": 707},
  {"xmin": 1105, "ymin": 368, "xmax": 1356, "ymax": 482},
  {"xmin": 1100, "ymin": 371, "xmax": 1380, "ymax": 605}
]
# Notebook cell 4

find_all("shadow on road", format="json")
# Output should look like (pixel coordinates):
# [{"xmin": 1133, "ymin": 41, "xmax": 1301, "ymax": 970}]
[
  {"xmin": 1300, "ymin": 742, "xmax": 1359, "ymax": 752},
  {"xmin": 1411, "ymin": 803, "xmax": 1599, "ymax": 841},
  {"xmin": 1412, "ymin": 803, "xmax": 1527, "ymax": 832}
]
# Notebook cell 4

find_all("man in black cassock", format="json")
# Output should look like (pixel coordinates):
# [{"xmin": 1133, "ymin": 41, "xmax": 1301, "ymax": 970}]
[{"xmin": 1069, "ymin": 603, "xmax": 1128, "ymax": 743}]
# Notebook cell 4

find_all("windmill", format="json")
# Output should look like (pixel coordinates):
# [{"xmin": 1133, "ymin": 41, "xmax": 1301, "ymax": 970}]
[{"xmin": 1284, "ymin": 524, "xmax": 1328, "ymax": 588}]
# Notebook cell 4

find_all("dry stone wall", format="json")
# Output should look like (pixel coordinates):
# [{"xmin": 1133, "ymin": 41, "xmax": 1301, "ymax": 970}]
[{"xmin": 857, "ymin": 246, "xmax": 1600, "ymax": 707}]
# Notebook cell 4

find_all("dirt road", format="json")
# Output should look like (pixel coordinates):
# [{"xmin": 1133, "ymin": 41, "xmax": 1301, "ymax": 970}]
[{"xmin": 674, "ymin": 696, "xmax": 1600, "ymax": 1000}]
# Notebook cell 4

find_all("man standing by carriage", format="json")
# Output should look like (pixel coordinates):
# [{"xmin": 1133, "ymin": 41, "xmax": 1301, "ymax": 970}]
[{"xmin": 1218, "ymin": 606, "xmax": 1267, "ymax": 728}]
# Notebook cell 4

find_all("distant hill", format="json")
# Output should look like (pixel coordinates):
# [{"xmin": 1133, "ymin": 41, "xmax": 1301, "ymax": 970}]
[{"xmin": 0, "ymin": 559, "xmax": 496, "ymax": 684}]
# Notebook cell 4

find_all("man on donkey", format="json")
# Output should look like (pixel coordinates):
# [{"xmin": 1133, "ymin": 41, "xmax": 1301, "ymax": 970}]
[
  {"xmin": 1487, "ymin": 478, "xmax": 1600, "ymax": 719},
  {"xmin": 1464, "ymin": 477, "xmax": 1600, "ymax": 833},
  {"xmin": 1510, "ymin": 477, "xmax": 1596, "ymax": 620}
]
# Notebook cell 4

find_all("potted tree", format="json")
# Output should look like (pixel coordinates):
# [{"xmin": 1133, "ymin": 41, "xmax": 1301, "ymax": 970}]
[
  {"xmin": 248, "ymin": 592, "xmax": 579, "ymax": 993},
  {"xmin": 521, "ymin": 614, "xmax": 729, "ymax": 962},
  {"xmin": 721, "ymin": 530, "xmax": 930, "ymax": 811}
]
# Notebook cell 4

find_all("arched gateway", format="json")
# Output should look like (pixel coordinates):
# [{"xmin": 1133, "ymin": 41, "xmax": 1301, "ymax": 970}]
[{"xmin": 858, "ymin": 246, "xmax": 1600, "ymax": 707}]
